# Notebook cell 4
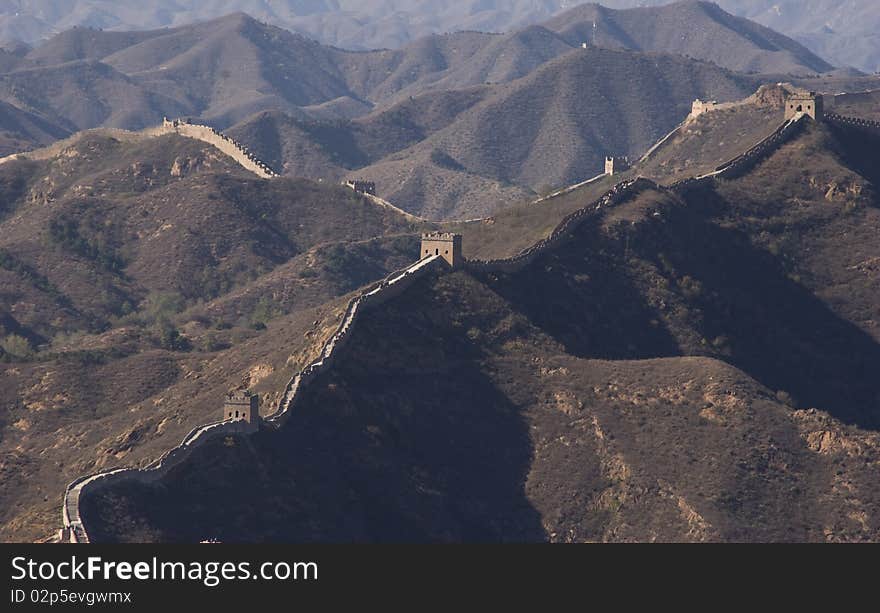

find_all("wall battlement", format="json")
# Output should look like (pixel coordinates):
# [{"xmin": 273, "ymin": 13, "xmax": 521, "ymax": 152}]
[
  {"xmin": 63, "ymin": 249, "xmax": 447, "ymax": 543},
  {"xmin": 343, "ymin": 179, "xmax": 377, "ymax": 195},
  {"xmin": 223, "ymin": 390, "xmax": 260, "ymax": 432},
  {"xmin": 62, "ymin": 95, "xmax": 876, "ymax": 543},
  {"xmin": 605, "ymin": 156, "xmax": 630, "ymax": 176},
  {"xmin": 785, "ymin": 92, "xmax": 823, "ymax": 121},
  {"xmin": 690, "ymin": 99, "xmax": 719, "ymax": 118},
  {"xmin": 421, "ymin": 232, "xmax": 462, "ymax": 268},
  {"xmin": 160, "ymin": 117, "xmax": 278, "ymax": 179}
]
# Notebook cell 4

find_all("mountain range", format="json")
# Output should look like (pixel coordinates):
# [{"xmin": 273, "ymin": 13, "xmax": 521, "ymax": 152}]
[
  {"xmin": 3, "ymin": 5, "xmax": 867, "ymax": 217},
  {"xmin": 1, "ymin": 2, "xmax": 880, "ymax": 543},
  {"xmin": 68, "ymin": 110, "xmax": 880, "ymax": 543},
  {"xmin": 1, "ymin": 1, "xmax": 879, "ymax": 72}
]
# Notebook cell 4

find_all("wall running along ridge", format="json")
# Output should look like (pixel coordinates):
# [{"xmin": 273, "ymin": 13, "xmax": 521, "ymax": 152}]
[
  {"xmin": 62, "ymin": 255, "xmax": 445, "ymax": 543},
  {"xmin": 63, "ymin": 108, "xmax": 861, "ymax": 543},
  {"xmin": 158, "ymin": 120, "xmax": 279, "ymax": 179},
  {"xmin": 825, "ymin": 113, "xmax": 880, "ymax": 131}
]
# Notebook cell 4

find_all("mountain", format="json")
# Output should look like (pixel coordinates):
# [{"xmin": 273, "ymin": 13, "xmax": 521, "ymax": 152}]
[
  {"xmin": 0, "ymin": 4, "xmax": 843, "ymax": 134},
  {"xmin": 1, "ymin": 1, "xmax": 877, "ymax": 72},
  {"xmin": 0, "ymin": 9, "xmax": 853, "ymax": 220},
  {"xmin": 543, "ymin": 1, "xmax": 833, "ymax": 74},
  {"xmin": 0, "ymin": 99, "xmax": 69, "ymax": 155},
  {"xmin": 73, "ymin": 118, "xmax": 880, "ymax": 543},
  {"xmin": 0, "ymin": 129, "xmax": 422, "ymax": 541},
  {"xmin": 232, "ymin": 47, "xmax": 758, "ymax": 219}
]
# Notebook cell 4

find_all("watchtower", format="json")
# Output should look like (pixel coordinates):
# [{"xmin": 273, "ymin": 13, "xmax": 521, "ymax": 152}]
[
  {"xmin": 605, "ymin": 156, "xmax": 630, "ymax": 176},
  {"xmin": 344, "ymin": 179, "xmax": 377, "ymax": 196},
  {"xmin": 223, "ymin": 390, "xmax": 260, "ymax": 432},
  {"xmin": 785, "ymin": 92, "xmax": 824, "ymax": 121},
  {"xmin": 421, "ymin": 232, "xmax": 462, "ymax": 268},
  {"xmin": 691, "ymin": 99, "xmax": 718, "ymax": 118}
]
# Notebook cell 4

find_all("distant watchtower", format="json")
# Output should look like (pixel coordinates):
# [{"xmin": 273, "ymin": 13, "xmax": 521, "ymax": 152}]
[
  {"xmin": 690, "ymin": 99, "xmax": 719, "ymax": 118},
  {"xmin": 605, "ymin": 156, "xmax": 630, "ymax": 176},
  {"xmin": 421, "ymin": 232, "xmax": 462, "ymax": 268},
  {"xmin": 785, "ymin": 92, "xmax": 824, "ymax": 121},
  {"xmin": 223, "ymin": 390, "xmax": 260, "ymax": 432},
  {"xmin": 344, "ymin": 179, "xmax": 377, "ymax": 196}
]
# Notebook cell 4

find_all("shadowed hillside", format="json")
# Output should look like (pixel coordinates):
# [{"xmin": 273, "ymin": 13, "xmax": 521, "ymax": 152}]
[
  {"xmin": 77, "ymin": 120, "xmax": 880, "ymax": 542},
  {"xmin": 0, "ymin": 129, "xmax": 424, "ymax": 542}
]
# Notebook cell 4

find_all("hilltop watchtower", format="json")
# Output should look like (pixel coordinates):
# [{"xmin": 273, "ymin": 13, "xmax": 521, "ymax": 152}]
[
  {"xmin": 223, "ymin": 390, "xmax": 260, "ymax": 432},
  {"xmin": 691, "ymin": 99, "xmax": 719, "ymax": 118},
  {"xmin": 605, "ymin": 156, "xmax": 630, "ymax": 176},
  {"xmin": 785, "ymin": 92, "xmax": 824, "ymax": 121},
  {"xmin": 421, "ymin": 232, "xmax": 462, "ymax": 268},
  {"xmin": 344, "ymin": 179, "xmax": 377, "ymax": 196}
]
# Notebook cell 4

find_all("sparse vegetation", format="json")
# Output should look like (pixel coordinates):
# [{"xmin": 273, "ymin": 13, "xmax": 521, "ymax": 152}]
[{"xmin": 1, "ymin": 334, "xmax": 33, "ymax": 359}]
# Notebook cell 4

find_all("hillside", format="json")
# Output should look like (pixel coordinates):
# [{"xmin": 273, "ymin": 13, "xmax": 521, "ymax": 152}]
[
  {"xmin": 337, "ymin": 47, "xmax": 756, "ymax": 219},
  {"xmin": 2, "ymin": 1, "xmax": 876, "ymax": 73},
  {"xmin": 0, "ymin": 129, "xmax": 422, "ymax": 542},
  {"xmin": 543, "ymin": 1, "xmax": 833, "ymax": 75},
  {"xmin": 0, "ymin": 99, "xmax": 70, "ymax": 156},
  {"xmin": 77, "ymin": 120, "xmax": 880, "ymax": 542},
  {"xmin": 0, "ymin": 6, "xmax": 841, "ymax": 135}
]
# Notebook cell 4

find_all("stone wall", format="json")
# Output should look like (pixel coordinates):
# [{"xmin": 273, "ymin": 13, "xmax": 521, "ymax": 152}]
[
  {"xmin": 690, "ymin": 112, "xmax": 807, "ymax": 182},
  {"xmin": 465, "ymin": 178, "xmax": 657, "ymax": 275},
  {"xmin": 467, "ymin": 114, "xmax": 813, "ymax": 275},
  {"xmin": 61, "ymin": 110, "xmax": 831, "ymax": 543},
  {"xmin": 160, "ymin": 120, "xmax": 278, "ymax": 179},
  {"xmin": 265, "ymin": 254, "xmax": 445, "ymax": 427},
  {"xmin": 62, "ymin": 419, "xmax": 257, "ymax": 543},
  {"xmin": 63, "ymin": 254, "xmax": 445, "ymax": 542},
  {"xmin": 826, "ymin": 113, "xmax": 880, "ymax": 132}
]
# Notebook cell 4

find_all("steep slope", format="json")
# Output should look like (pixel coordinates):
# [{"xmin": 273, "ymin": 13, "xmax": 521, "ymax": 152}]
[
  {"xmin": 0, "ymin": 128, "xmax": 424, "ymax": 542},
  {"xmin": 0, "ymin": 59, "xmax": 189, "ymax": 131},
  {"xmin": 0, "ymin": 99, "xmax": 70, "ymax": 155},
  {"xmin": 226, "ymin": 86, "xmax": 494, "ymax": 180},
  {"xmin": 353, "ymin": 47, "xmax": 755, "ymax": 219},
  {"xmin": 543, "ymin": 1, "xmax": 833, "ymax": 74},
  {"xmin": 78, "ymin": 121, "xmax": 880, "ymax": 541}
]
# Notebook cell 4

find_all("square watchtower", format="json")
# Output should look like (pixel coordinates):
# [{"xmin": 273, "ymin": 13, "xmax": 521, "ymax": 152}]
[
  {"xmin": 223, "ymin": 390, "xmax": 260, "ymax": 432},
  {"xmin": 785, "ymin": 92, "xmax": 824, "ymax": 121},
  {"xmin": 421, "ymin": 232, "xmax": 462, "ymax": 268},
  {"xmin": 605, "ymin": 156, "xmax": 630, "ymax": 176}
]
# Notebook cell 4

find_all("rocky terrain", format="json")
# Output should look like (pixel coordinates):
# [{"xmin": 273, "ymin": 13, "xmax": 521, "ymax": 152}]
[
  {"xmin": 1, "ymin": 6, "xmax": 879, "ymax": 544},
  {"xmin": 3, "ymin": 1, "xmax": 879, "ymax": 73},
  {"xmin": 4, "ymin": 7, "xmax": 874, "ymax": 219},
  {"xmin": 0, "ymin": 128, "xmax": 422, "ymax": 542},
  {"xmin": 72, "ymin": 113, "xmax": 880, "ymax": 543}
]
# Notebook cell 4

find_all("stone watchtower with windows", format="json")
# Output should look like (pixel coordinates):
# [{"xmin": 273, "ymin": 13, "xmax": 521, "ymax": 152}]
[
  {"xmin": 421, "ymin": 232, "xmax": 462, "ymax": 268},
  {"xmin": 785, "ymin": 92, "xmax": 824, "ymax": 121},
  {"xmin": 223, "ymin": 389, "xmax": 260, "ymax": 432},
  {"xmin": 605, "ymin": 156, "xmax": 630, "ymax": 176}
]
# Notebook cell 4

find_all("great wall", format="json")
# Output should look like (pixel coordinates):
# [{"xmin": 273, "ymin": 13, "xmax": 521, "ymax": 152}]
[
  {"xmin": 159, "ymin": 119, "xmax": 279, "ymax": 179},
  {"xmin": 59, "ymin": 93, "xmax": 880, "ymax": 543}
]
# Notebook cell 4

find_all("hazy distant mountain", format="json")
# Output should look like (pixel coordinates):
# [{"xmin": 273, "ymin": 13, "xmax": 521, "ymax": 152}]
[
  {"xmin": 592, "ymin": 1, "xmax": 880, "ymax": 73},
  {"xmin": 229, "ymin": 45, "xmax": 756, "ymax": 219},
  {"xmin": 2, "ymin": 1, "xmax": 877, "ymax": 71},
  {"xmin": 1, "ymin": 6, "xmax": 822, "ymax": 134},
  {"xmin": 0, "ymin": 7, "xmax": 843, "ymax": 218},
  {"xmin": 543, "ymin": 1, "xmax": 833, "ymax": 74}
]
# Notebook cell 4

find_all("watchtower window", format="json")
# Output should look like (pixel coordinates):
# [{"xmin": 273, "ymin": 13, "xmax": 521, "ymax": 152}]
[
  {"xmin": 435, "ymin": 248, "xmax": 439, "ymax": 255},
  {"xmin": 796, "ymin": 104, "xmax": 803, "ymax": 112},
  {"xmin": 235, "ymin": 410, "xmax": 239, "ymax": 418},
  {"xmin": 445, "ymin": 250, "xmax": 449, "ymax": 255}
]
